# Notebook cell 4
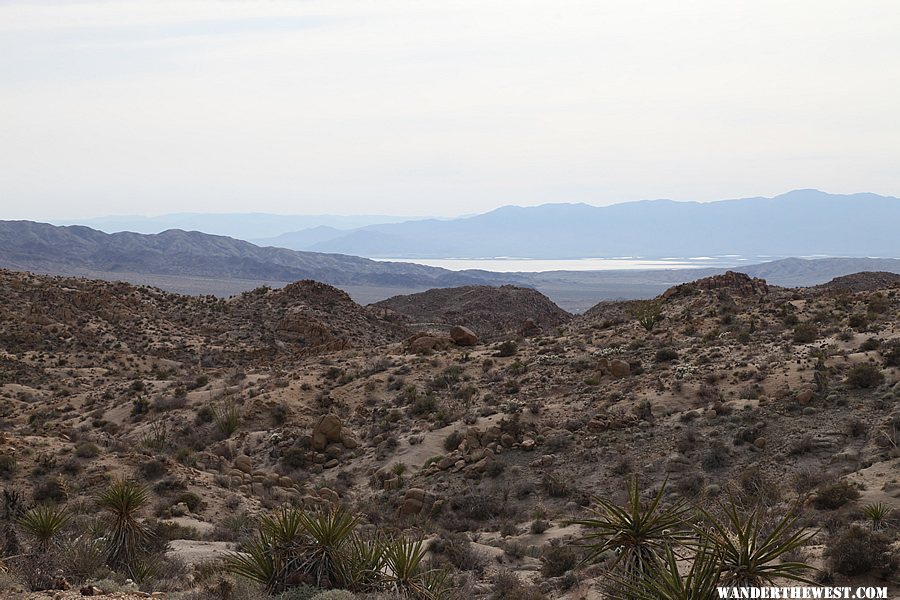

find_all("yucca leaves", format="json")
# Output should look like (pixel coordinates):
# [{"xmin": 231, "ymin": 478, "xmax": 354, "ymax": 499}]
[
  {"xmin": 17, "ymin": 504, "xmax": 72, "ymax": 553},
  {"xmin": 344, "ymin": 533, "xmax": 386, "ymax": 592},
  {"xmin": 609, "ymin": 539, "xmax": 722, "ymax": 600},
  {"xmin": 224, "ymin": 533, "xmax": 279, "ymax": 590},
  {"xmin": 95, "ymin": 478, "xmax": 152, "ymax": 572},
  {"xmin": 225, "ymin": 506, "xmax": 360, "ymax": 592},
  {"xmin": 572, "ymin": 479, "xmax": 692, "ymax": 579},
  {"xmin": 384, "ymin": 537, "xmax": 446, "ymax": 600},
  {"xmin": 862, "ymin": 502, "xmax": 892, "ymax": 531},
  {"xmin": 574, "ymin": 482, "xmax": 819, "ymax": 597},
  {"xmin": 297, "ymin": 507, "xmax": 359, "ymax": 588},
  {"xmin": 699, "ymin": 501, "xmax": 818, "ymax": 587}
]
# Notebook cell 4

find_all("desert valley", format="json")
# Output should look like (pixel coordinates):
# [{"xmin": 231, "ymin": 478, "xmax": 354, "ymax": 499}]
[{"xmin": 0, "ymin": 264, "xmax": 898, "ymax": 599}]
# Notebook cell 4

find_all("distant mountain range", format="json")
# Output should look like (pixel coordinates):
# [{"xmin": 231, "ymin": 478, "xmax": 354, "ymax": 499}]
[
  {"xmin": 54, "ymin": 213, "xmax": 421, "ymax": 240},
  {"xmin": 2, "ymin": 217, "xmax": 900, "ymax": 312},
  {"xmin": 0, "ymin": 220, "xmax": 500, "ymax": 289},
  {"xmin": 250, "ymin": 189, "xmax": 900, "ymax": 259}
]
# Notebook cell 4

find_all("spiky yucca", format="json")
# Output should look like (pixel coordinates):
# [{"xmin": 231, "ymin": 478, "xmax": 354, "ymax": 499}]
[
  {"xmin": 572, "ymin": 479, "xmax": 692, "ymax": 580},
  {"xmin": 700, "ymin": 501, "xmax": 817, "ymax": 587},
  {"xmin": 226, "ymin": 506, "xmax": 359, "ymax": 592},
  {"xmin": 95, "ymin": 478, "xmax": 152, "ymax": 572},
  {"xmin": 384, "ymin": 537, "xmax": 447, "ymax": 600},
  {"xmin": 610, "ymin": 539, "xmax": 722, "ymax": 600},
  {"xmin": 862, "ymin": 502, "xmax": 892, "ymax": 531},
  {"xmin": 17, "ymin": 504, "xmax": 72, "ymax": 553}
]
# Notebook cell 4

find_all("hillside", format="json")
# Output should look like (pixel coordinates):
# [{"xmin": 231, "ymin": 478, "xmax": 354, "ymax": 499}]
[
  {"xmin": 371, "ymin": 285, "xmax": 572, "ymax": 339},
  {"xmin": 1, "ymin": 270, "xmax": 899, "ymax": 598},
  {"xmin": 0, "ymin": 220, "xmax": 506, "ymax": 289}
]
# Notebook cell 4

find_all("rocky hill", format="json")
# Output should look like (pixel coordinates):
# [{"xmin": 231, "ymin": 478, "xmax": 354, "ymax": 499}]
[
  {"xmin": 371, "ymin": 285, "xmax": 572, "ymax": 339},
  {"xmin": 819, "ymin": 271, "xmax": 900, "ymax": 293},
  {"xmin": 0, "ymin": 270, "xmax": 899, "ymax": 598},
  {"xmin": 0, "ymin": 269, "xmax": 401, "ymax": 369}
]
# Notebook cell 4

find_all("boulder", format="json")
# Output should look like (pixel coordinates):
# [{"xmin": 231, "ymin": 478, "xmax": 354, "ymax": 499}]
[
  {"xmin": 312, "ymin": 414, "xmax": 344, "ymax": 451},
  {"xmin": 232, "ymin": 455, "xmax": 253, "ymax": 474},
  {"xmin": 409, "ymin": 335, "xmax": 449, "ymax": 354},
  {"xmin": 450, "ymin": 325, "xmax": 478, "ymax": 346},
  {"xmin": 796, "ymin": 389, "xmax": 814, "ymax": 406},
  {"xmin": 609, "ymin": 359, "xmax": 631, "ymax": 378}
]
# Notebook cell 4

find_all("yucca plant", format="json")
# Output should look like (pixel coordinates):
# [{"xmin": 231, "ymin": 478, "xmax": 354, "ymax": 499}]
[
  {"xmin": 95, "ymin": 478, "xmax": 152, "ymax": 572},
  {"xmin": 384, "ymin": 537, "xmax": 446, "ymax": 600},
  {"xmin": 344, "ymin": 534, "xmax": 387, "ymax": 593},
  {"xmin": 700, "ymin": 500, "xmax": 818, "ymax": 587},
  {"xmin": 225, "ymin": 532, "xmax": 279, "ymax": 591},
  {"xmin": 17, "ymin": 504, "xmax": 72, "ymax": 553},
  {"xmin": 572, "ymin": 479, "xmax": 692, "ymax": 580},
  {"xmin": 297, "ymin": 507, "xmax": 358, "ymax": 588},
  {"xmin": 862, "ymin": 502, "xmax": 892, "ymax": 531},
  {"xmin": 610, "ymin": 539, "xmax": 722, "ymax": 600},
  {"xmin": 226, "ymin": 506, "xmax": 359, "ymax": 592}
]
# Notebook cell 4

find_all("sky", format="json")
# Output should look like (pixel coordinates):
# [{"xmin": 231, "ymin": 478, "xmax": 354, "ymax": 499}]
[{"xmin": 1, "ymin": 0, "xmax": 899, "ymax": 220}]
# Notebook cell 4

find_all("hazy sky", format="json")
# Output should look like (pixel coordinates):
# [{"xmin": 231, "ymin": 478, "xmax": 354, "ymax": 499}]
[{"xmin": 2, "ymin": 1, "xmax": 899, "ymax": 220}]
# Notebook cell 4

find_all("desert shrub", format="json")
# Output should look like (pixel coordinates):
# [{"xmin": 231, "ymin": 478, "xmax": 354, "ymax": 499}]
[
  {"xmin": 408, "ymin": 394, "xmax": 437, "ymax": 417},
  {"xmin": 429, "ymin": 532, "xmax": 487, "ymax": 574},
  {"xmin": 792, "ymin": 467, "xmax": 827, "ymax": 494},
  {"xmin": 701, "ymin": 441, "xmax": 729, "ymax": 470},
  {"xmin": 529, "ymin": 518, "xmax": 550, "ymax": 535},
  {"xmin": 60, "ymin": 534, "xmax": 109, "ymax": 584},
  {"xmin": 75, "ymin": 442, "xmax": 100, "ymax": 459},
  {"xmin": 175, "ymin": 491, "xmax": 202, "ymax": 512},
  {"xmin": 281, "ymin": 447, "xmax": 309, "ymax": 470},
  {"xmin": 540, "ymin": 538, "xmax": 578, "ymax": 577},
  {"xmin": 138, "ymin": 459, "xmax": 167, "ymax": 481},
  {"xmin": 274, "ymin": 586, "xmax": 322, "ymax": 600},
  {"xmin": 153, "ymin": 395, "xmax": 188, "ymax": 412},
  {"xmin": 867, "ymin": 293, "xmax": 890, "ymax": 315},
  {"xmin": 195, "ymin": 405, "xmax": 214, "ymax": 425},
  {"xmin": 792, "ymin": 323, "xmax": 818, "ymax": 344},
  {"xmin": 630, "ymin": 300, "xmax": 663, "ymax": 332},
  {"xmin": 0, "ymin": 455, "xmax": 16, "ymax": 479},
  {"xmin": 654, "ymin": 348, "xmax": 679, "ymax": 362},
  {"xmin": 443, "ymin": 431, "xmax": 464, "ymax": 452},
  {"xmin": 452, "ymin": 491, "xmax": 503, "ymax": 521},
  {"xmin": 490, "ymin": 569, "xmax": 546, "ymax": 600},
  {"xmin": 814, "ymin": 480, "xmax": 860, "ymax": 510},
  {"xmin": 826, "ymin": 525, "xmax": 892, "ymax": 576},
  {"xmin": 860, "ymin": 337, "xmax": 881, "ymax": 352},
  {"xmin": 845, "ymin": 363, "xmax": 884, "ymax": 388},
  {"xmin": 848, "ymin": 314, "xmax": 868, "ymax": 330},
  {"xmin": 542, "ymin": 474, "xmax": 571, "ymax": 498},
  {"xmin": 33, "ymin": 479, "xmax": 67, "ymax": 504},
  {"xmin": 213, "ymin": 402, "xmax": 241, "ymax": 437},
  {"xmin": 883, "ymin": 342, "xmax": 900, "ymax": 367},
  {"xmin": 494, "ymin": 341, "xmax": 518, "ymax": 357}
]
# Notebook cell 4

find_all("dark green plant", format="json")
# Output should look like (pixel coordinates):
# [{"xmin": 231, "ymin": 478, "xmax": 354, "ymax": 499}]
[
  {"xmin": 226, "ymin": 507, "xmax": 359, "ymax": 593},
  {"xmin": 384, "ymin": 537, "xmax": 447, "ymax": 599},
  {"xmin": 17, "ymin": 504, "xmax": 72, "ymax": 553},
  {"xmin": 572, "ymin": 479, "xmax": 691, "ymax": 580},
  {"xmin": 213, "ymin": 401, "xmax": 241, "ymax": 437},
  {"xmin": 612, "ymin": 539, "xmax": 722, "ymax": 600},
  {"xmin": 826, "ymin": 524, "xmax": 892, "ymax": 576},
  {"xmin": 631, "ymin": 300, "xmax": 663, "ymax": 332},
  {"xmin": 861, "ymin": 502, "xmax": 892, "ymax": 531},
  {"xmin": 700, "ymin": 501, "xmax": 817, "ymax": 586},
  {"xmin": 95, "ymin": 478, "xmax": 152, "ymax": 572}
]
